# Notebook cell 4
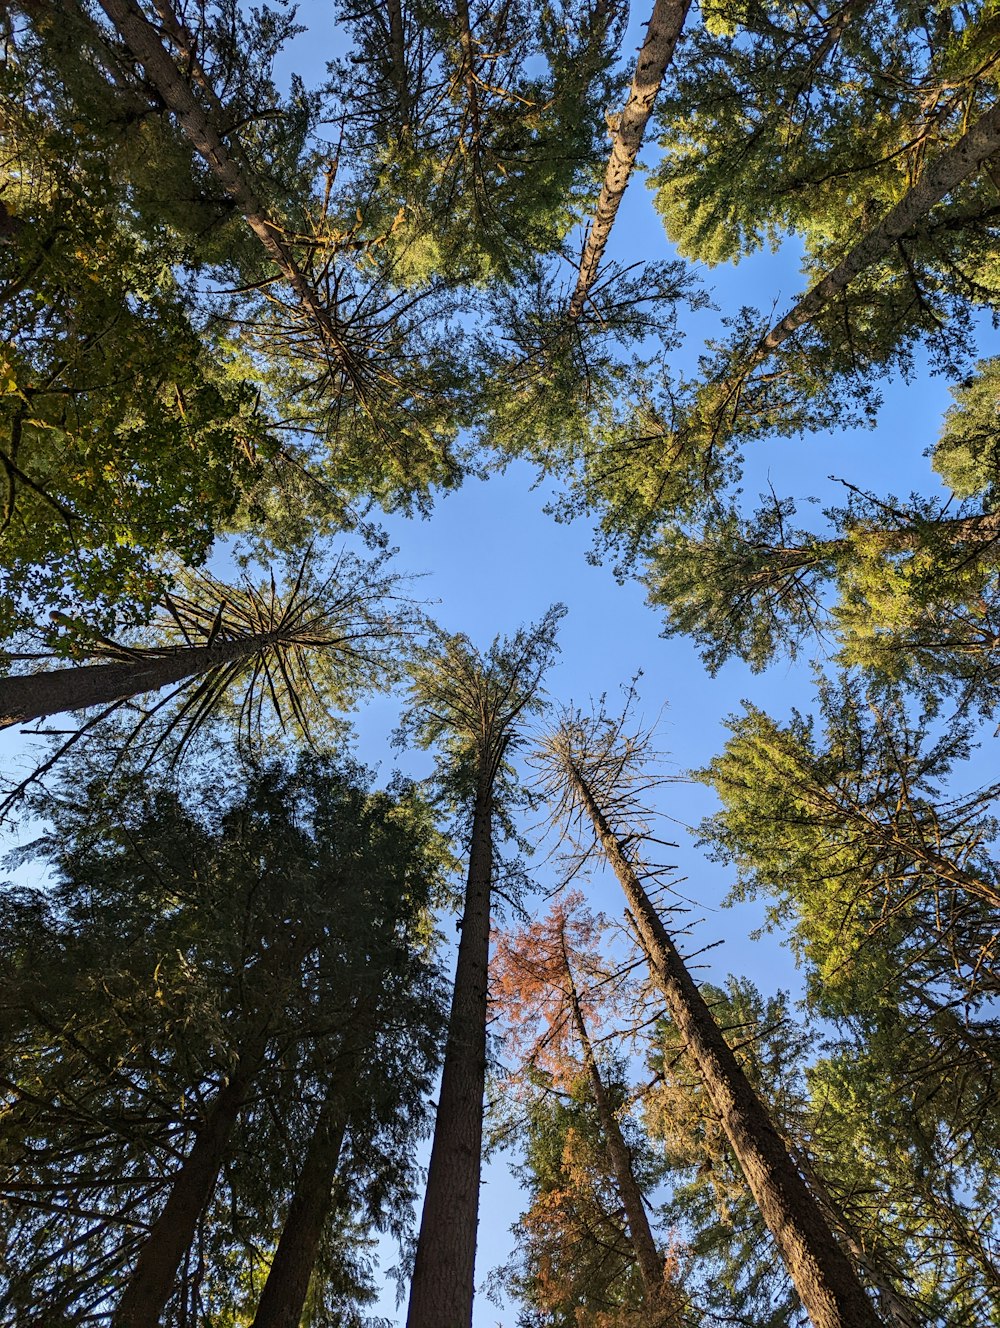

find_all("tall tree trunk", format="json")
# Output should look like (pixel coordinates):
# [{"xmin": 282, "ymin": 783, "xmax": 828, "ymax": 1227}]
[
  {"xmin": 567, "ymin": 0, "xmax": 691, "ymax": 322},
  {"xmin": 406, "ymin": 779, "xmax": 493, "ymax": 1328},
  {"xmin": 0, "ymin": 634, "xmax": 269, "ymax": 728},
  {"xmin": 563, "ymin": 758, "xmax": 884, "ymax": 1328},
  {"xmin": 92, "ymin": 0, "xmax": 362, "ymax": 390},
  {"xmin": 111, "ymin": 1045, "xmax": 264, "ymax": 1328},
  {"xmin": 563, "ymin": 958, "xmax": 676, "ymax": 1313},
  {"xmin": 385, "ymin": 0, "xmax": 411, "ymax": 133},
  {"xmin": 754, "ymin": 97, "xmax": 1000, "ymax": 360},
  {"xmin": 250, "ymin": 1081, "xmax": 352, "ymax": 1328}
]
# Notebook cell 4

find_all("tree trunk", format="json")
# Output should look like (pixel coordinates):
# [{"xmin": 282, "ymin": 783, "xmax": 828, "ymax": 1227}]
[
  {"xmin": 564, "ymin": 758, "xmax": 884, "ymax": 1328},
  {"xmin": 249, "ymin": 1082, "xmax": 352, "ymax": 1328},
  {"xmin": 94, "ymin": 0, "xmax": 361, "ymax": 388},
  {"xmin": 565, "ymin": 970, "xmax": 683, "ymax": 1316},
  {"xmin": 756, "ymin": 97, "xmax": 1000, "ymax": 359},
  {"xmin": 385, "ymin": 0, "xmax": 411, "ymax": 133},
  {"xmin": 111, "ymin": 1048, "xmax": 263, "ymax": 1328},
  {"xmin": 567, "ymin": 0, "xmax": 691, "ymax": 322},
  {"xmin": 405, "ymin": 779, "xmax": 493, "ymax": 1328},
  {"xmin": 0, "ymin": 635, "xmax": 267, "ymax": 728}
]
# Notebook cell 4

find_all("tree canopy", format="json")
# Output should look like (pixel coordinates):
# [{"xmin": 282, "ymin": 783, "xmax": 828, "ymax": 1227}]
[{"xmin": 3, "ymin": 0, "xmax": 1000, "ymax": 1324}]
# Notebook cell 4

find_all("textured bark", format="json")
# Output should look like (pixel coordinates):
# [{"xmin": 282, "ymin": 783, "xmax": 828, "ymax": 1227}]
[
  {"xmin": 564, "ymin": 967, "xmax": 665, "ymax": 1302},
  {"xmin": 94, "ymin": 0, "xmax": 360, "ymax": 383},
  {"xmin": 756, "ymin": 97, "xmax": 1000, "ymax": 359},
  {"xmin": 385, "ymin": 0, "xmax": 411, "ymax": 132},
  {"xmin": 0, "ymin": 635, "xmax": 267, "ymax": 728},
  {"xmin": 112, "ymin": 1050, "xmax": 263, "ymax": 1328},
  {"xmin": 567, "ymin": 0, "xmax": 691, "ymax": 321},
  {"xmin": 564, "ymin": 760, "xmax": 884, "ymax": 1328},
  {"xmin": 405, "ymin": 781, "xmax": 493, "ymax": 1328},
  {"xmin": 250, "ymin": 1085, "xmax": 351, "ymax": 1328}
]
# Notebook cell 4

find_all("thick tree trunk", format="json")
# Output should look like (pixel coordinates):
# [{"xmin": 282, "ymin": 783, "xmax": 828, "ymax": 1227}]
[
  {"xmin": 93, "ymin": 0, "xmax": 361, "ymax": 387},
  {"xmin": 406, "ymin": 780, "xmax": 493, "ymax": 1328},
  {"xmin": 564, "ymin": 759, "xmax": 884, "ymax": 1328},
  {"xmin": 565, "ymin": 973, "xmax": 667, "ymax": 1306},
  {"xmin": 567, "ymin": 0, "xmax": 691, "ymax": 322},
  {"xmin": 111, "ymin": 1049, "xmax": 263, "ymax": 1328},
  {"xmin": 249, "ymin": 1083, "xmax": 352, "ymax": 1328},
  {"xmin": 756, "ymin": 97, "xmax": 1000, "ymax": 359},
  {"xmin": 0, "ymin": 635, "xmax": 266, "ymax": 728}
]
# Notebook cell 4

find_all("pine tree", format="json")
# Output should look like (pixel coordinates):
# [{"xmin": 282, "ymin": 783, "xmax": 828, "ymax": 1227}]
[{"xmin": 401, "ymin": 607, "xmax": 563, "ymax": 1328}]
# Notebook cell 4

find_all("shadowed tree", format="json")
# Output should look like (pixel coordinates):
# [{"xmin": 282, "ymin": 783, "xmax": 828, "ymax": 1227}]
[
  {"xmin": 401, "ymin": 606, "xmax": 564, "ymax": 1328},
  {"xmin": 0, "ymin": 753, "xmax": 447, "ymax": 1328}
]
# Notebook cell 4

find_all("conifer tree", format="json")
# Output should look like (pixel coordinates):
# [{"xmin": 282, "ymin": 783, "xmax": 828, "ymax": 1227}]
[
  {"xmin": 0, "ymin": 753, "xmax": 447, "ymax": 1327},
  {"xmin": 401, "ymin": 607, "xmax": 563, "ymax": 1328},
  {"xmin": 536, "ymin": 704, "xmax": 884, "ymax": 1328},
  {"xmin": 494, "ymin": 892, "xmax": 691, "ymax": 1323}
]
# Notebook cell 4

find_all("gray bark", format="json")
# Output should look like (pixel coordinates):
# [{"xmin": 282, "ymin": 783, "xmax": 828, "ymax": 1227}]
[
  {"xmin": 567, "ymin": 0, "xmax": 691, "ymax": 321},
  {"xmin": 0, "ymin": 635, "xmax": 266, "ymax": 729},
  {"xmin": 757, "ymin": 98, "xmax": 1000, "ymax": 358}
]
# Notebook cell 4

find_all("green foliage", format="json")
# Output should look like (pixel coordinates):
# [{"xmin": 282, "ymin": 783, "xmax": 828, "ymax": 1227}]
[
  {"xmin": 932, "ymin": 356, "xmax": 1000, "ymax": 501},
  {"xmin": 646, "ymin": 979, "xmax": 808, "ymax": 1327},
  {"xmin": 0, "ymin": 752, "xmax": 448, "ymax": 1324},
  {"xmin": 700, "ymin": 677, "xmax": 1000, "ymax": 992},
  {"xmin": 0, "ymin": 6, "xmax": 292, "ymax": 639},
  {"xmin": 650, "ymin": 0, "xmax": 1000, "ymax": 344},
  {"xmin": 645, "ymin": 497, "xmax": 839, "ymax": 672},
  {"xmin": 476, "ymin": 257, "xmax": 702, "ymax": 473},
  {"xmin": 497, "ymin": 1065, "xmax": 668, "ymax": 1328},
  {"xmin": 330, "ymin": 0, "xmax": 625, "ymax": 287},
  {"xmin": 399, "ymin": 606, "xmax": 564, "ymax": 826},
  {"xmin": 646, "ymin": 973, "xmax": 1000, "ymax": 1326},
  {"xmin": 642, "ymin": 483, "xmax": 1000, "ymax": 706}
]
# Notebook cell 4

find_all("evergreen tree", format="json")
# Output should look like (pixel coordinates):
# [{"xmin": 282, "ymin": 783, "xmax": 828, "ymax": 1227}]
[
  {"xmin": 0, "ymin": 752, "xmax": 447, "ymax": 1326},
  {"xmin": 644, "ymin": 486, "xmax": 1000, "ymax": 703},
  {"xmin": 401, "ymin": 607, "xmax": 563, "ymax": 1328}
]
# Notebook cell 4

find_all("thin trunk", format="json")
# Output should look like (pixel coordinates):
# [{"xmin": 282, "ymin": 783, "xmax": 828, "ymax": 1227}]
[
  {"xmin": 0, "ymin": 634, "xmax": 268, "ymax": 728},
  {"xmin": 563, "ymin": 961, "xmax": 667, "ymax": 1306},
  {"xmin": 250, "ymin": 1083, "xmax": 352, "ymax": 1328},
  {"xmin": 454, "ymin": 0, "xmax": 485, "ymax": 201},
  {"xmin": 111, "ymin": 1047, "xmax": 263, "ymax": 1328},
  {"xmin": 406, "ymin": 779, "xmax": 493, "ymax": 1328},
  {"xmin": 564, "ymin": 758, "xmax": 884, "ymax": 1328},
  {"xmin": 754, "ymin": 97, "xmax": 1000, "ymax": 360},
  {"xmin": 385, "ymin": 0, "xmax": 411, "ymax": 133},
  {"xmin": 567, "ymin": 0, "xmax": 691, "ymax": 322},
  {"xmin": 791, "ymin": 1148, "xmax": 924, "ymax": 1328},
  {"xmin": 93, "ymin": 0, "xmax": 362, "ymax": 389}
]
